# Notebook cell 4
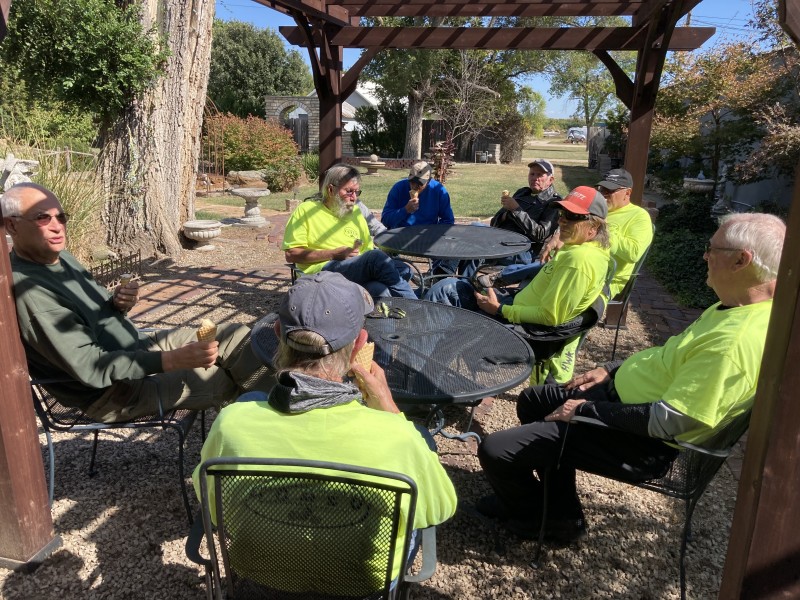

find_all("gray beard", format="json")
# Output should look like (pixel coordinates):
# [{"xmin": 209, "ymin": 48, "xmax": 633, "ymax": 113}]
[{"xmin": 337, "ymin": 200, "xmax": 354, "ymax": 219}]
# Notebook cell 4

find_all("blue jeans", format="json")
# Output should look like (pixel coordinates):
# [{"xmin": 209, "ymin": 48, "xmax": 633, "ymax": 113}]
[
  {"xmin": 423, "ymin": 277, "xmax": 514, "ymax": 314},
  {"xmin": 322, "ymin": 249, "xmax": 417, "ymax": 300},
  {"xmin": 499, "ymin": 260, "xmax": 543, "ymax": 285}
]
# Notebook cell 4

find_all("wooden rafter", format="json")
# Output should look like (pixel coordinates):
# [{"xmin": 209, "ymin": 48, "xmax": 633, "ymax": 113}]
[
  {"xmin": 252, "ymin": 0, "xmax": 356, "ymax": 27},
  {"xmin": 281, "ymin": 24, "xmax": 713, "ymax": 50}
]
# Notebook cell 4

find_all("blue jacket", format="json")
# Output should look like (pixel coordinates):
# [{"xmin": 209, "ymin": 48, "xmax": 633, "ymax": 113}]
[{"xmin": 380, "ymin": 178, "xmax": 455, "ymax": 228}]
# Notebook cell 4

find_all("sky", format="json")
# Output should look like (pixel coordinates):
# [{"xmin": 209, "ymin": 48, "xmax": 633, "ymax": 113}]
[{"xmin": 214, "ymin": 0, "xmax": 756, "ymax": 119}]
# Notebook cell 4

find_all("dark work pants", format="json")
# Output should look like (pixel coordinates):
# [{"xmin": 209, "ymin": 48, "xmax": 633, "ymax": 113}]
[{"xmin": 478, "ymin": 382, "xmax": 679, "ymax": 521}]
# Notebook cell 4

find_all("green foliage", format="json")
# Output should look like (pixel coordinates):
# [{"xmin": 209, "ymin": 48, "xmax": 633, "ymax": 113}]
[
  {"xmin": 300, "ymin": 152, "xmax": 320, "ymax": 183},
  {"xmin": 262, "ymin": 157, "xmax": 303, "ymax": 192},
  {"xmin": 603, "ymin": 105, "xmax": 629, "ymax": 158},
  {"xmin": 351, "ymin": 100, "xmax": 407, "ymax": 157},
  {"xmin": 203, "ymin": 113, "xmax": 299, "ymax": 173},
  {"xmin": 488, "ymin": 111, "xmax": 527, "ymax": 163},
  {"xmin": 207, "ymin": 20, "xmax": 313, "ymax": 118},
  {"xmin": 647, "ymin": 193, "xmax": 718, "ymax": 308},
  {"xmin": 1, "ymin": 0, "xmax": 167, "ymax": 123},
  {"xmin": 518, "ymin": 87, "xmax": 546, "ymax": 137}
]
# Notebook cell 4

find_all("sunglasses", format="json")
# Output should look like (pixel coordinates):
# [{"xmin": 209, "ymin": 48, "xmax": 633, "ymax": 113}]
[
  {"xmin": 12, "ymin": 212, "xmax": 70, "ymax": 227},
  {"xmin": 559, "ymin": 210, "xmax": 590, "ymax": 222},
  {"xmin": 705, "ymin": 243, "xmax": 742, "ymax": 254},
  {"xmin": 340, "ymin": 188, "xmax": 362, "ymax": 197}
]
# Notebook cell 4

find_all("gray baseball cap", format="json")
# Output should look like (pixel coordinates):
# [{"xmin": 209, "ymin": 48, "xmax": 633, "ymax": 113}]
[
  {"xmin": 597, "ymin": 168, "xmax": 633, "ymax": 190},
  {"xmin": 408, "ymin": 161, "xmax": 432, "ymax": 184},
  {"xmin": 269, "ymin": 271, "xmax": 374, "ymax": 356},
  {"xmin": 526, "ymin": 158, "xmax": 554, "ymax": 175}
]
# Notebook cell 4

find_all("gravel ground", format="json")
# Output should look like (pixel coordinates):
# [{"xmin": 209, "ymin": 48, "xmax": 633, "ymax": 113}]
[{"xmin": 0, "ymin": 213, "xmax": 736, "ymax": 599}]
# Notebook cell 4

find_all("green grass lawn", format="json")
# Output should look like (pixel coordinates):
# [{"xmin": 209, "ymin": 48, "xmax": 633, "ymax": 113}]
[{"xmin": 199, "ymin": 157, "xmax": 601, "ymax": 220}]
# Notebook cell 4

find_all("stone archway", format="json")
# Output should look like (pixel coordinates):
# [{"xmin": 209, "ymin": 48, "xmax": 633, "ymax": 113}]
[{"xmin": 264, "ymin": 96, "xmax": 320, "ymax": 152}]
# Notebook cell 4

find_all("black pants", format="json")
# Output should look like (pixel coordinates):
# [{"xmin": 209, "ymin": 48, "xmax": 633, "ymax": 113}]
[{"xmin": 478, "ymin": 382, "xmax": 679, "ymax": 521}]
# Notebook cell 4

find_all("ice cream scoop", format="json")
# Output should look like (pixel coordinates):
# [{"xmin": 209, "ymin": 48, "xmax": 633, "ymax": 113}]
[{"xmin": 196, "ymin": 319, "xmax": 217, "ymax": 342}]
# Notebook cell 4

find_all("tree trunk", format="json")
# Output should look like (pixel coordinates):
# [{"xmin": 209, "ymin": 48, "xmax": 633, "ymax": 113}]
[
  {"xmin": 99, "ymin": 0, "xmax": 214, "ymax": 257},
  {"xmin": 404, "ymin": 92, "xmax": 425, "ymax": 159}
]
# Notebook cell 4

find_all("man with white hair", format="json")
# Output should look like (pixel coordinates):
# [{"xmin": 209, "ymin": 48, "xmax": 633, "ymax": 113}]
[
  {"xmin": 283, "ymin": 163, "xmax": 417, "ymax": 300},
  {"xmin": 477, "ymin": 213, "xmax": 785, "ymax": 542}
]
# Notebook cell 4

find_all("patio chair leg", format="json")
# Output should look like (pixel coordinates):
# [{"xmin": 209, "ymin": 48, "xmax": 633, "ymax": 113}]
[
  {"xmin": 88, "ymin": 430, "xmax": 100, "ymax": 476},
  {"xmin": 45, "ymin": 429, "xmax": 55, "ymax": 505},
  {"xmin": 531, "ymin": 470, "xmax": 549, "ymax": 568},
  {"xmin": 678, "ymin": 497, "xmax": 699, "ymax": 600},
  {"xmin": 200, "ymin": 410, "xmax": 207, "ymax": 442},
  {"xmin": 172, "ymin": 425, "xmax": 193, "ymax": 524}
]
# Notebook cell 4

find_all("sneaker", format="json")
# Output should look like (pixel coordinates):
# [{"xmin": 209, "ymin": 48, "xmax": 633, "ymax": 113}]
[{"xmin": 506, "ymin": 516, "xmax": 587, "ymax": 544}]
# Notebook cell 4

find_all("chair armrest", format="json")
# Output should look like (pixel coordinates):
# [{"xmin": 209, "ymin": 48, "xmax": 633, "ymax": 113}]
[
  {"xmin": 184, "ymin": 511, "xmax": 212, "ymax": 568},
  {"xmin": 404, "ymin": 526, "xmax": 437, "ymax": 583}
]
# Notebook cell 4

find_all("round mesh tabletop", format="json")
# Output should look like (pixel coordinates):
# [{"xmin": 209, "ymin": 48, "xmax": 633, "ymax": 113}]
[
  {"xmin": 364, "ymin": 298, "xmax": 533, "ymax": 404},
  {"xmin": 374, "ymin": 224, "xmax": 531, "ymax": 260}
]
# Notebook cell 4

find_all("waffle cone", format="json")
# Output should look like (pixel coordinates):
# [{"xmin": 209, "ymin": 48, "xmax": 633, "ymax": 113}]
[
  {"xmin": 352, "ymin": 342, "xmax": 374, "ymax": 370},
  {"xmin": 196, "ymin": 319, "xmax": 218, "ymax": 342},
  {"xmin": 120, "ymin": 273, "xmax": 133, "ymax": 285},
  {"xmin": 502, "ymin": 190, "xmax": 510, "ymax": 198}
]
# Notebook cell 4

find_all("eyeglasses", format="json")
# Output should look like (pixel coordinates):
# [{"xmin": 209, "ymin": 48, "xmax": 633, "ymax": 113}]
[
  {"xmin": 11, "ymin": 212, "xmax": 70, "ymax": 227},
  {"xmin": 340, "ymin": 188, "xmax": 362, "ymax": 197},
  {"xmin": 705, "ymin": 243, "xmax": 742, "ymax": 254},
  {"xmin": 559, "ymin": 210, "xmax": 590, "ymax": 222},
  {"xmin": 597, "ymin": 186, "xmax": 619, "ymax": 197}
]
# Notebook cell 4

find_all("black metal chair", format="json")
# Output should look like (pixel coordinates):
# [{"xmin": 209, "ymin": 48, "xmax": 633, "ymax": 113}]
[
  {"xmin": 30, "ymin": 377, "xmax": 202, "ymax": 522},
  {"xmin": 605, "ymin": 224, "xmax": 655, "ymax": 361},
  {"xmin": 186, "ymin": 457, "xmax": 438, "ymax": 600},
  {"xmin": 533, "ymin": 408, "xmax": 751, "ymax": 600}
]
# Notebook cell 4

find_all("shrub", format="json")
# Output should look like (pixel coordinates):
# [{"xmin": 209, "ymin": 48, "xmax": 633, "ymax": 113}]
[
  {"xmin": 262, "ymin": 156, "xmax": 303, "ymax": 192},
  {"xmin": 647, "ymin": 192, "xmax": 718, "ymax": 308},
  {"xmin": 351, "ymin": 100, "xmax": 406, "ymax": 157},
  {"xmin": 203, "ymin": 113, "xmax": 299, "ymax": 173}
]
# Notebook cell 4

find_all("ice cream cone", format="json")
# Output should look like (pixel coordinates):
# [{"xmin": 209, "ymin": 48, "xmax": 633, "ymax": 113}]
[
  {"xmin": 352, "ymin": 341, "xmax": 375, "ymax": 370},
  {"xmin": 120, "ymin": 273, "xmax": 133, "ymax": 286},
  {"xmin": 502, "ymin": 190, "xmax": 510, "ymax": 198},
  {"xmin": 196, "ymin": 319, "xmax": 218, "ymax": 342}
]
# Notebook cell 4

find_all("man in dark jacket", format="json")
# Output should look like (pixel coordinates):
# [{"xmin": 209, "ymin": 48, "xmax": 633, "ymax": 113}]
[{"xmin": 462, "ymin": 158, "xmax": 561, "ymax": 279}]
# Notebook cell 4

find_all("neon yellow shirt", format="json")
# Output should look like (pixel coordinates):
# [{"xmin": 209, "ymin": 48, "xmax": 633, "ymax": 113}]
[
  {"xmin": 614, "ymin": 300, "xmax": 772, "ymax": 445},
  {"xmin": 607, "ymin": 203, "xmax": 653, "ymax": 297},
  {"xmin": 282, "ymin": 201, "xmax": 375, "ymax": 274},
  {"xmin": 193, "ymin": 396, "xmax": 457, "ymax": 590},
  {"xmin": 500, "ymin": 241, "xmax": 610, "ymax": 384}
]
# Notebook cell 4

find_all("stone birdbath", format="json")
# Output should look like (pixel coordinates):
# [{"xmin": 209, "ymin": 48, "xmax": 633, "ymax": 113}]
[
  {"xmin": 229, "ymin": 188, "xmax": 270, "ymax": 227},
  {"xmin": 360, "ymin": 154, "xmax": 386, "ymax": 176},
  {"xmin": 183, "ymin": 219, "xmax": 223, "ymax": 251}
]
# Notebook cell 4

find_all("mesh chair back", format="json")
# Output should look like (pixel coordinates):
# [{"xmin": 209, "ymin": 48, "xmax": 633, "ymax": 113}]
[{"xmin": 199, "ymin": 458, "xmax": 418, "ymax": 600}]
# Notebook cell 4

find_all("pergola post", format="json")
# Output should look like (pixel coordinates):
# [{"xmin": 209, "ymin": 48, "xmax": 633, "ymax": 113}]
[{"xmin": 0, "ymin": 222, "xmax": 61, "ymax": 570}]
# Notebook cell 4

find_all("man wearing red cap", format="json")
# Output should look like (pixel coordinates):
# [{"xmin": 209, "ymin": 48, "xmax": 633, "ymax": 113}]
[{"xmin": 425, "ymin": 186, "xmax": 611, "ymax": 384}]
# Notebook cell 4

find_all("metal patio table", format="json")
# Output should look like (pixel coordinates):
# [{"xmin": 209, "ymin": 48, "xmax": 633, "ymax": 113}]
[
  {"xmin": 373, "ymin": 224, "xmax": 530, "ymax": 261},
  {"xmin": 364, "ymin": 298, "xmax": 533, "ymax": 442}
]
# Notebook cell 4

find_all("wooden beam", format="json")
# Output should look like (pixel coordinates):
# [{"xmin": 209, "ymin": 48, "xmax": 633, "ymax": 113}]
[
  {"xmin": 281, "ymin": 25, "xmax": 714, "ymax": 50},
  {"xmin": 718, "ymin": 166, "xmax": 800, "ymax": 598},
  {"xmin": 779, "ymin": 0, "xmax": 800, "ymax": 45},
  {"xmin": 338, "ymin": 1, "xmax": 643, "ymax": 18},
  {"xmin": 252, "ymin": 0, "xmax": 355, "ymax": 28},
  {"xmin": 593, "ymin": 49, "xmax": 633, "ymax": 107}
]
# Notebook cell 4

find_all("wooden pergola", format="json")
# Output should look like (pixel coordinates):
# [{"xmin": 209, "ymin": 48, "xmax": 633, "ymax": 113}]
[
  {"xmin": 1, "ymin": 0, "xmax": 799, "ymax": 595},
  {"xmin": 255, "ymin": 0, "xmax": 715, "ymax": 203}
]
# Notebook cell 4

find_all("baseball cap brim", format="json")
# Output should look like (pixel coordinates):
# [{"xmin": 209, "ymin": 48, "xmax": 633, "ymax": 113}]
[{"xmin": 597, "ymin": 179, "xmax": 627, "ymax": 190}]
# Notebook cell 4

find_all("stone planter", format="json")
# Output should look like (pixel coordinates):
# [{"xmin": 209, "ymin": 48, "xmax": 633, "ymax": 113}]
[
  {"xmin": 183, "ymin": 220, "xmax": 223, "ymax": 251},
  {"xmin": 285, "ymin": 198, "xmax": 300, "ymax": 212},
  {"xmin": 683, "ymin": 178, "xmax": 714, "ymax": 193},
  {"xmin": 360, "ymin": 154, "xmax": 386, "ymax": 176}
]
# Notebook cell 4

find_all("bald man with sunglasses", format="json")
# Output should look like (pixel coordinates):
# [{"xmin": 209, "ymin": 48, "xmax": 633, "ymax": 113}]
[{"xmin": 2, "ymin": 182, "xmax": 274, "ymax": 423}]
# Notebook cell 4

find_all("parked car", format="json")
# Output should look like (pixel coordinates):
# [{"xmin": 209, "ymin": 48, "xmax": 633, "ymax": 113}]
[{"xmin": 567, "ymin": 126, "xmax": 587, "ymax": 143}]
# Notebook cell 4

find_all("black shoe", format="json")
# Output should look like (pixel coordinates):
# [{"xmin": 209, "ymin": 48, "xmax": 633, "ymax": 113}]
[
  {"xmin": 475, "ymin": 494, "xmax": 513, "ymax": 521},
  {"xmin": 506, "ymin": 516, "xmax": 587, "ymax": 544}
]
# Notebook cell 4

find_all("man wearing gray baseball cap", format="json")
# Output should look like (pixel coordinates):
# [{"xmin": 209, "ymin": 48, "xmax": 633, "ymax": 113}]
[
  {"xmin": 461, "ymin": 158, "xmax": 562, "ymax": 281},
  {"xmin": 193, "ymin": 271, "xmax": 456, "ymax": 587}
]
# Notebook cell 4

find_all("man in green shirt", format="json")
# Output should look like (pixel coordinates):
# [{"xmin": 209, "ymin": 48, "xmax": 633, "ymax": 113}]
[
  {"xmin": 194, "ymin": 271, "xmax": 456, "ymax": 592},
  {"xmin": 596, "ymin": 168, "xmax": 654, "ymax": 297},
  {"xmin": 282, "ymin": 164, "xmax": 417, "ymax": 300},
  {"xmin": 2, "ymin": 182, "xmax": 274, "ymax": 423},
  {"xmin": 477, "ymin": 213, "xmax": 785, "ymax": 542},
  {"xmin": 425, "ymin": 186, "xmax": 611, "ymax": 384}
]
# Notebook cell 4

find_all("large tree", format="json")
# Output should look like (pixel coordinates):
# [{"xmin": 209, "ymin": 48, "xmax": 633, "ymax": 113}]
[{"xmin": 207, "ymin": 19, "xmax": 312, "ymax": 118}]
